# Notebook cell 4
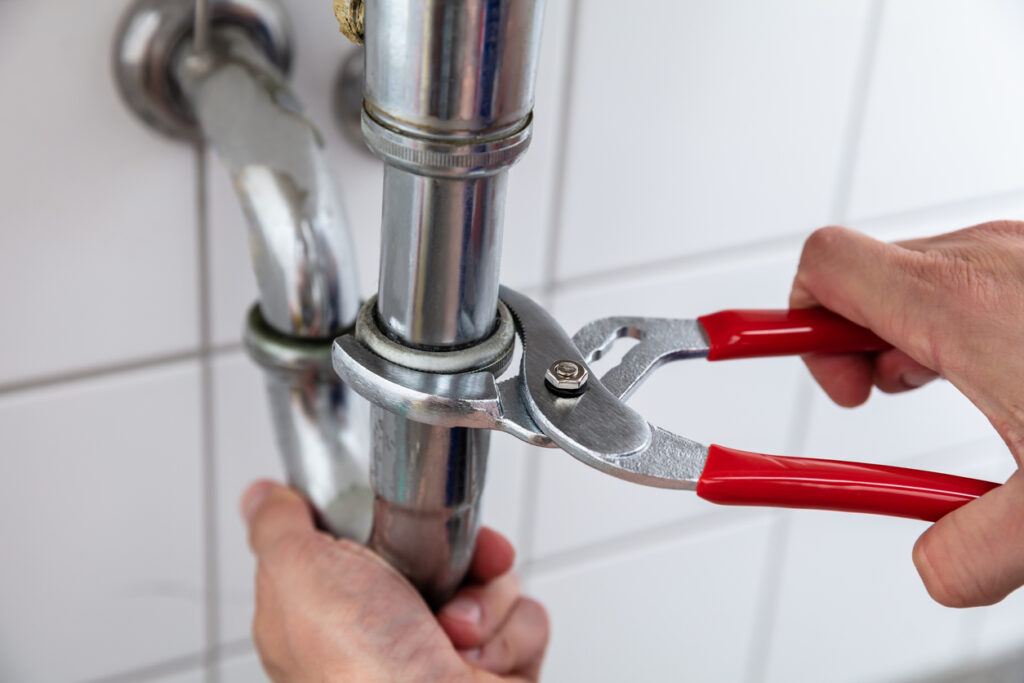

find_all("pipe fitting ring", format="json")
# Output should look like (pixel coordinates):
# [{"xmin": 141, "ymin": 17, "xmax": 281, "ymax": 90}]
[
  {"xmin": 361, "ymin": 110, "xmax": 533, "ymax": 179},
  {"xmin": 243, "ymin": 304, "xmax": 341, "ymax": 378},
  {"xmin": 355, "ymin": 297, "xmax": 515, "ymax": 375}
]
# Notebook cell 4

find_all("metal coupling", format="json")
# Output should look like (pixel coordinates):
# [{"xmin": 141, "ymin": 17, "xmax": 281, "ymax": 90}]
[
  {"xmin": 353, "ymin": 297, "xmax": 516, "ymax": 376},
  {"xmin": 242, "ymin": 304, "xmax": 337, "ymax": 377},
  {"xmin": 361, "ymin": 111, "xmax": 533, "ymax": 180}
]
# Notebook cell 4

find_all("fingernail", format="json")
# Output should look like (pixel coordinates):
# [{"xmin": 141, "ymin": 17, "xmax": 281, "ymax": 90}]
[
  {"xmin": 240, "ymin": 482, "xmax": 275, "ymax": 522},
  {"xmin": 901, "ymin": 370, "xmax": 936, "ymax": 388},
  {"xmin": 460, "ymin": 648, "xmax": 481, "ymax": 661},
  {"xmin": 443, "ymin": 597, "xmax": 481, "ymax": 625}
]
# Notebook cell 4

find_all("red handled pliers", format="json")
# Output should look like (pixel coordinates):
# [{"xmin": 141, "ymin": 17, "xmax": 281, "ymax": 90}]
[{"xmin": 333, "ymin": 287, "xmax": 999, "ymax": 522}]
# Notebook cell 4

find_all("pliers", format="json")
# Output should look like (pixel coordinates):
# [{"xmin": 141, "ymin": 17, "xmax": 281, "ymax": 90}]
[{"xmin": 333, "ymin": 287, "xmax": 998, "ymax": 522}]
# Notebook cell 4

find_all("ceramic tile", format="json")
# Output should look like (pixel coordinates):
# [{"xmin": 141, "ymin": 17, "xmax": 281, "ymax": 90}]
[
  {"xmin": 151, "ymin": 668, "xmax": 206, "ymax": 683},
  {"xmin": 0, "ymin": 365, "xmax": 204, "ymax": 682},
  {"xmin": 800, "ymin": 378, "xmax": 993, "ymax": 467},
  {"xmin": 555, "ymin": 0, "xmax": 872, "ymax": 280},
  {"xmin": 0, "ymin": 0, "xmax": 199, "ymax": 384},
  {"xmin": 531, "ymin": 253, "xmax": 804, "ymax": 557},
  {"xmin": 528, "ymin": 517, "xmax": 772, "ymax": 682},
  {"xmin": 212, "ymin": 353, "xmax": 286, "ymax": 644},
  {"xmin": 480, "ymin": 437, "xmax": 529, "ymax": 553},
  {"xmin": 848, "ymin": 0, "xmax": 1024, "ymax": 221},
  {"xmin": 220, "ymin": 652, "xmax": 270, "ymax": 683}
]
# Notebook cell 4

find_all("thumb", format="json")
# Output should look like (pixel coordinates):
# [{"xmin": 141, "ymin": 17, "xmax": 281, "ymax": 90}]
[
  {"xmin": 913, "ymin": 470, "xmax": 1024, "ymax": 607},
  {"xmin": 241, "ymin": 480, "xmax": 317, "ymax": 558}
]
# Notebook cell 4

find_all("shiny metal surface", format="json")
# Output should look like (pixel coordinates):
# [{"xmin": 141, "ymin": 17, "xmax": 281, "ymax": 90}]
[
  {"xmin": 369, "ymin": 412, "xmax": 487, "ymax": 604},
  {"xmin": 356, "ymin": 298, "xmax": 515, "ymax": 374},
  {"xmin": 334, "ymin": 287, "xmax": 712, "ymax": 489},
  {"xmin": 113, "ymin": 0, "xmax": 292, "ymax": 141},
  {"xmin": 173, "ymin": 31, "xmax": 360, "ymax": 337},
  {"xmin": 545, "ymin": 360, "xmax": 589, "ymax": 395},
  {"xmin": 263, "ymin": 368, "xmax": 372, "ymax": 541},
  {"xmin": 573, "ymin": 317, "xmax": 711, "ymax": 401},
  {"xmin": 376, "ymin": 167, "xmax": 508, "ymax": 348},
  {"xmin": 332, "ymin": 334, "xmax": 552, "ymax": 446},
  {"xmin": 364, "ymin": 0, "xmax": 545, "ymax": 137},
  {"xmin": 117, "ymin": 1, "xmax": 371, "ymax": 540},
  {"xmin": 362, "ymin": 0, "xmax": 546, "ymax": 605}
]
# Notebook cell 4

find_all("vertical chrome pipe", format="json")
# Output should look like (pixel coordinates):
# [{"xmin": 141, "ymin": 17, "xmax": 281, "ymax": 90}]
[{"xmin": 361, "ymin": 0, "xmax": 545, "ymax": 605}]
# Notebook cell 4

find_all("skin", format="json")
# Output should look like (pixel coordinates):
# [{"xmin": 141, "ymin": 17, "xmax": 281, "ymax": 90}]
[
  {"xmin": 244, "ymin": 220, "xmax": 1024, "ymax": 679},
  {"xmin": 242, "ymin": 480, "xmax": 549, "ymax": 682},
  {"xmin": 790, "ymin": 221, "xmax": 1024, "ymax": 608}
]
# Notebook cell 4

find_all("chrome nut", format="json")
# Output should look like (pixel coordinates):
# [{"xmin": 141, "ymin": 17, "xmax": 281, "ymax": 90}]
[{"xmin": 545, "ymin": 360, "xmax": 589, "ymax": 397}]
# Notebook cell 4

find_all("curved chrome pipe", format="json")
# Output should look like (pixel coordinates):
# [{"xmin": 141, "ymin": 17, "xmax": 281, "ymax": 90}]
[
  {"xmin": 173, "ymin": 25, "xmax": 371, "ymax": 539},
  {"xmin": 174, "ymin": 29, "xmax": 361, "ymax": 337}
]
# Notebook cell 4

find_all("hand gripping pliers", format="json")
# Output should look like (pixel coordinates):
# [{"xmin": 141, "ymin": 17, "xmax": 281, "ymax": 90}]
[{"xmin": 333, "ymin": 287, "xmax": 997, "ymax": 522}]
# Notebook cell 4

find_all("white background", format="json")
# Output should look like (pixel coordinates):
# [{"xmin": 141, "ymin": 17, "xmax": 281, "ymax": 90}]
[{"xmin": 1, "ymin": 0, "xmax": 1023, "ymax": 681}]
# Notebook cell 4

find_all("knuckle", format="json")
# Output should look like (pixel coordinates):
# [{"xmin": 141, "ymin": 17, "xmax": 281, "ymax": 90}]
[{"xmin": 801, "ymin": 226, "xmax": 848, "ymax": 264}]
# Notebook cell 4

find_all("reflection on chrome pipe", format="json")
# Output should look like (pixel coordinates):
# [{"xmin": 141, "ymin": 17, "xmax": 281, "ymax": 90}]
[
  {"xmin": 174, "ymin": 29, "xmax": 360, "ymax": 337},
  {"xmin": 174, "ymin": 24, "xmax": 371, "ymax": 539},
  {"xmin": 377, "ymin": 167, "xmax": 508, "ymax": 348},
  {"xmin": 361, "ymin": 0, "xmax": 546, "ymax": 604},
  {"xmin": 264, "ymin": 367, "xmax": 372, "ymax": 541},
  {"xmin": 370, "ymin": 411, "xmax": 487, "ymax": 601}
]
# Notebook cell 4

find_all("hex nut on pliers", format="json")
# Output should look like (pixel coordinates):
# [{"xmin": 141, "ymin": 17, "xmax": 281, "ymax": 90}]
[{"xmin": 544, "ymin": 360, "xmax": 588, "ymax": 397}]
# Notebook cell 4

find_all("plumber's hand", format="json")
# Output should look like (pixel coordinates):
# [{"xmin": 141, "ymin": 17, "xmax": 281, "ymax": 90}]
[
  {"xmin": 790, "ymin": 221, "xmax": 1024, "ymax": 608},
  {"xmin": 241, "ymin": 481, "xmax": 549, "ymax": 683}
]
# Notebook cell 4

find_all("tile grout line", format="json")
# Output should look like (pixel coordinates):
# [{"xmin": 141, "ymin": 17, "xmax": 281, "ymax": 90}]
[
  {"xmin": 195, "ymin": 142, "xmax": 222, "ymax": 683},
  {"xmin": 549, "ymin": 231, "xmax": 811, "ymax": 296},
  {"xmin": 79, "ymin": 639, "xmax": 253, "ymax": 683},
  {"xmin": 521, "ymin": 510, "xmax": 766, "ymax": 580},
  {"xmin": 742, "ymin": 374, "xmax": 816, "ymax": 683},
  {"xmin": 829, "ymin": 0, "xmax": 885, "ymax": 224},
  {"xmin": 516, "ymin": 0, "xmax": 583, "ymax": 568}
]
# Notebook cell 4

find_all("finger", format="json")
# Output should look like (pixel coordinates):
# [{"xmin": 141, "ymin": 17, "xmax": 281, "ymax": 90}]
[
  {"xmin": 242, "ymin": 480, "xmax": 316, "ymax": 558},
  {"xmin": 802, "ymin": 352, "xmax": 874, "ymax": 407},
  {"xmin": 438, "ymin": 571, "xmax": 521, "ymax": 649},
  {"xmin": 467, "ymin": 597, "xmax": 550, "ymax": 678},
  {"xmin": 872, "ymin": 347, "xmax": 939, "ymax": 394},
  {"xmin": 913, "ymin": 470, "xmax": 1024, "ymax": 607},
  {"xmin": 791, "ymin": 226, "xmax": 944, "ymax": 367},
  {"xmin": 469, "ymin": 527, "xmax": 516, "ymax": 582}
]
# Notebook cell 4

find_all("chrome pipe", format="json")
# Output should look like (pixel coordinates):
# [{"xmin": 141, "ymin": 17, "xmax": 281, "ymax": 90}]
[
  {"xmin": 377, "ymin": 167, "xmax": 508, "ymax": 347},
  {"xmin": 174, "ymin": 29, "xmax": 361, "ymax": 337},
  {"xmin": 173, "ymin": 24, "xmax": 371, "ymax": 539},
  {"xmin": 362, "ymin": 0, "xmax": 545, "ymax": 605}
]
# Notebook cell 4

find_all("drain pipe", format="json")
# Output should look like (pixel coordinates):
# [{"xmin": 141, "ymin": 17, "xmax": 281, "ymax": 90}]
[
  {"xmin": 352, "ymin": 0, "xmax": 546, "ymax": 605},
  {"xmin": 114, "ymin": 0, "xmax": 372, "ymax": 541}
]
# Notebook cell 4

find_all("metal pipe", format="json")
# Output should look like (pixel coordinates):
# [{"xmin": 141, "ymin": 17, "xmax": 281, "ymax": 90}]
[
  {"xmin": 377, "ymin": 167, "xmax": 508, "ymax": 347},
  {"xmin": 362, "ymin": 0, "xmax": 545, "ymax": 605},
  {"xmin": 174, "ymin": 30, "xmax": 361, "ymax": 338},
  {"xmin": 173, "ymin": 25, "xmax": 371, "ymax": 540}
]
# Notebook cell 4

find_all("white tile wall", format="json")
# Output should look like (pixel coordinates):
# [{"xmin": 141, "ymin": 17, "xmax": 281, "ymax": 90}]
[
  {"xmin": 555, "ymin": 0, "xmax": 872, "ymax": 281},
  {"xmin": 528, "ymin": 517, "xmax": 775, "ymax": 682},
  {"xmin": 3, "ymin": 1, "xmax": 1024, "ymax": 682},
  {"xmin": 0, "ymin": 0, "xmax": 199, "ymax": 385},
  {"xmin": 847, "ymin": 0, "xmax": 1024, "ymax": 221},
  {"xmin": 0, "ymin": 366, "xmax": 204, "ymax": 682}
]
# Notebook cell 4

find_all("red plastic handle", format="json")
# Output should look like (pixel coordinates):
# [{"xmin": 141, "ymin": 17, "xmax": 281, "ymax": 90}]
[
  {"xmin": 696, "ymin": 445, "xmax": 999, "ymax": 522},
  {"xmin": 697, "ymin": 308, "xmax": 890, "ymax": 361}
]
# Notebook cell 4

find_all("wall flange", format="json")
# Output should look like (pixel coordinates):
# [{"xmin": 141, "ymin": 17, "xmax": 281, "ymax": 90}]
[{"xmin": 112, "ymin": 0, "xmax": 292, "ymax": 141}]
